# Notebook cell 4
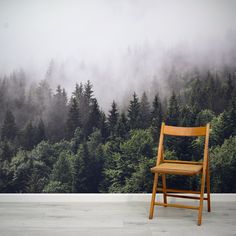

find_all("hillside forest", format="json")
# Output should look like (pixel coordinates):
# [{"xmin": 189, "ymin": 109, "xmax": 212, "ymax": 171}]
[{"xmin": 0, "ymin": 68, "xmax": 236, "ymax": 193}]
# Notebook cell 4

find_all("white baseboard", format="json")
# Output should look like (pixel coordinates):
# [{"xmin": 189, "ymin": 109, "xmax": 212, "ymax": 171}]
[{"xmin": 0, "ymin": 193, "xmax": 235, "ymax": 203}]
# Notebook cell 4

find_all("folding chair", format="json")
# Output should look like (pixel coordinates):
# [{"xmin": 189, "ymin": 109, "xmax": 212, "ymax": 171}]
[{"xmin": 149, "ymin": 122, "xmax": 211, "ymax": 226}]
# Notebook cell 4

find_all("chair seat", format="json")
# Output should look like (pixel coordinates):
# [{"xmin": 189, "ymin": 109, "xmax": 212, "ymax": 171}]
[{"xmin": 151, "ymin": 162, "xmax": 203, "ymax": 175}]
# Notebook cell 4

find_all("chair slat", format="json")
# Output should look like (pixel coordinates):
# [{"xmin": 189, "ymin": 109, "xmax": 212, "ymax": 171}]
[{"xmin": 163, "ymin": 125, "xmax": 206, "ymax": 136}]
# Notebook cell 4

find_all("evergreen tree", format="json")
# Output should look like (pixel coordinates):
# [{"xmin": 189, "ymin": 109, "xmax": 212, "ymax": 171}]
[
  {"xmin": 139, "ymin": 92, "xmax": 151, "ymax": 129},
  {"xmin": 229, "ymin": 95, "xmax": 236, "ymax": 135},
  {"xmin": 35, "ymin": 119, "xmax": 46, "ymax": 144},
  {"xmin": 195, "ymin": 109, "xmax": 215, "ymax": 126},
  {"xmin": 72, "ymin": 143, "xmax": 90, "ymax": 192},
  {"xmin": 66, "ymin": 98, "xmax": 80, "ymax": 138},
  {"xmin": 180, "ymin": 105, "xmax": 196, "ymax": 126},
  {"xmin": 50, "ymin": 151, "xmax": 73, "ymax": 192},
  {"xmin": 99, "ymin": 112, "xmax": 109, "ymax": 142},
  {"xmin": 1, "ymin": 110, "xmax": 17, "ymax": 141},
  {"xmin": 150, "ymin": 94, "xmax": 162, "ymax": 141},
  {"xmin": 84, "ymin": 80, "xmax": 93, "ymax": 103},
  {"xmin": 166, "ymin": 92, "xmax": 180, "ymax": 126},
  {"xmin": 128, "ymin": 92, "xmax": 140, "ymax": 129},
  {"xmin": 211, "ymin": 111, "xmax": 234, "ymax": 146},
  {"xmin": 21, "ymin": 121, "xmax": 36, "ymax": 150},
  {"xmin": 47, "ymin": 85, "xmax": 68, "ymax": 141},
  {"xmin": 79, "ymin": 81, "xmax": 93, "ymax": 127},
  {"xmin": 108, "ymin": 101, "xmax": 119, "ymax": 136},
  {"xmin": 224, "ymin": 74, "xmax": 235, "ymax": 109},
  {"xmin": 84, "ymin": 98, "xmax": 101, "ymax": 137},
  {"xmin": 73, "ymin": 83, "xmax": 83, "ymax": 102},
  {"xmin": 116, "ymin": 112, "xmax": 129, "ymax": 139}
]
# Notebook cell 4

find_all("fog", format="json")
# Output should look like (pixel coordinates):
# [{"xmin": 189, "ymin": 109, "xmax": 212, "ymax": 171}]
[{"xmin": 0, "ymin": 0, "xmax": 236, "ymax": 109}]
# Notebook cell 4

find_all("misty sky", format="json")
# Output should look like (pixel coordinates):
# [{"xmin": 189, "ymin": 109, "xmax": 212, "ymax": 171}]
[{"xmin": 0, "ymin": 0, "xmax": 236, "ymax": 109}]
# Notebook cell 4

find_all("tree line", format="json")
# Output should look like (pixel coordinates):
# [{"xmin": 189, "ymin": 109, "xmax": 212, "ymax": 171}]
[{"xmin": 0, "ymin": 69, "xmax": 236, "ymax": 193}]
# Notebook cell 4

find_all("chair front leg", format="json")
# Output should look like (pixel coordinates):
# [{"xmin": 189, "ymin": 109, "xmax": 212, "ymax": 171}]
[{"xmin": 149, "ymin": 173, "xmax": 159, "ymax": 219}]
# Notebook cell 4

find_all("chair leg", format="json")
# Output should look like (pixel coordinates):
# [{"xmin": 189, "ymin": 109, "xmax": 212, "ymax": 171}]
[
  {"xmin": 162, "ymin": 174, "xmax": 167, "ymax": 206},
  {"xmin": 149, "ymin": 173, "xmax": 159, "ymax": 219},
  {"xmin": 206, "ymin": 164, "xmax": 211, "ymax": 212},
  {"xmin": 198, "ymin": 171, "xmax": 206, "ymax": 226}
]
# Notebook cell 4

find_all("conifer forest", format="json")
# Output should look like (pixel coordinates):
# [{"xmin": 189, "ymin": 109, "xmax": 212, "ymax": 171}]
[{"xmin": 0, "ymin": 67, "xmax": 235, "ymax": 193}]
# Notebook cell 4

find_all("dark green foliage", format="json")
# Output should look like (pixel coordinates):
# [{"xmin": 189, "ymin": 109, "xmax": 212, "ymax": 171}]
[
  {"xmin": 84, "ymin": 98, "xmax": 101, "ymax": 137},
  {"xmin": 67, "ymin": 97, "xmax": 80, "ymax": 138},
  {"xmin": 166, "ymin": 92, "xmax": 180, "ymax": 126},
  {"xmin": 101, "ymin": 129, "xmax": 154, "ymax": 193},
  {"xmin": 211, "ymin": 136, "xmax": 236, "ymax": 192},
  {"xmin": 35, "ymin": 119, "xmax": 46, "ymax": 144},
  {"xmin": 46, "ymin": 151, "xmax": 73, "ymax": 192},
  {"xmin": 195, "ymin": 109, "xmax": 215, "ymax": 126},
  {"xmin": 108, "ymin": 101, "xmax": 119, "ymax": 136},
  {"xmin": 0, "ymin": 73, "xmax": 236, "ymax": 193},
  {"xmin": 150, "ymin": 94, "xmax": 162, "ymax": 141},
  {"xmin": 139, "ymin": 92, "xmax": 151, "ymax": 129},
  {"xmin": 1, "ymin": 110, "xmax": 17, "ymax": 141},
  {"xmin": 20, "ymin": 121, "xmax": 36, "ymax": 150},
  {"xmin": 180, "ymin": 105, "xmax": 196, "ymax": 126},
  {"xmin": 211, "ymin": 111, "xmax": 234, "ymax": 146},
  {"xmin": 72, "ymin": 130, "xmax": 104, "ymax": 193},
  {"xmin": 10, "ymin": 150, "xmax": 50, "ymax": 193},
  {"xmin": 99, "ymin": 112, "xmax": 109, "ymax": 142},
  {"xmin": 128, "ymin": 92, "xmax": 141, "ymax": 129},
  {"xmin": 20, "ymin": 119, "xmax": 46, "ymax": 151},
  {"xmin": 72, "ymin": 143, "xmax": 90, "ymax": 192},
  {"xmin": 116, "ymin": 112, "xmax": 129, "ymax": 140},
  {"xmin": 47, "ymin": 85, "xmax": 67, "ymax": 141}
]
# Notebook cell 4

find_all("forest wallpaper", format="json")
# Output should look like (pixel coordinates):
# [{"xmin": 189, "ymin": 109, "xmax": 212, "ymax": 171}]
[{"xmin": 0, "ymin": 0, "xmax": 236, "ymax": 193}]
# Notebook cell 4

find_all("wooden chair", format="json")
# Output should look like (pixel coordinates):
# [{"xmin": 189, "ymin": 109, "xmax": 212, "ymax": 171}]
[{"xmin": 149, "ymin": 122, "xmax": 211, "ymax": 226}]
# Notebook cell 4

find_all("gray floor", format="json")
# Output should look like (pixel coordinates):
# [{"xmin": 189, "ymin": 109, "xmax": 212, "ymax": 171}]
[{"xmin": 0, "ymin": 201, "xmax": 236, "ymax": 236}]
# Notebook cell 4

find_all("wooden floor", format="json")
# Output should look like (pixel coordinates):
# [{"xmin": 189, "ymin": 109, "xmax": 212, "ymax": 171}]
[{"xmin": 0, "ymin": 199, "xmax": 236, "ymax": 236}]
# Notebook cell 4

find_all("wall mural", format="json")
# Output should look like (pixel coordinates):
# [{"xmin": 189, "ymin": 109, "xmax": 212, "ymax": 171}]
[{"xmin": 0, "ymin": 1, "xmax": 235, "ymax": 193}]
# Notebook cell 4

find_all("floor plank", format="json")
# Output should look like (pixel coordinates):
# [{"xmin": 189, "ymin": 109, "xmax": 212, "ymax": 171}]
[{"xmin": 0, "ymin": 201, "xmax": 235, "ymax": 236}]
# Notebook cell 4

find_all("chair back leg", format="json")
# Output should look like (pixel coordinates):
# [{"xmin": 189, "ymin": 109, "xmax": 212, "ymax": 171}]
[
  {"xmin": 198, "ymin": 170, "xmax": 206, "ymax": 226},
  {"xmin": 162, "ymin": 174, "xmax": 167, "ymax": 206},
  {"xmin": 206, "ymin": 164, "xmax": 211, "ymax": 212}
]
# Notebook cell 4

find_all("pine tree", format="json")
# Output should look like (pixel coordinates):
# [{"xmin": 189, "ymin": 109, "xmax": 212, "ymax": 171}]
[
  {"xmin": 180, "ymin": 105, "xmax": 196, "ymax": 126},
  {"xmin": 229, "ymin": 95, "xmax": 236, "ymax": 135},
  {"xmin": 73, "ymin": 83, "xmax": 83, "ymax": 102},
  {"xmin": 1, "ymin": 110, "xmax": 17, "ymax": 141},
  {"xmin": 84, "ymin": 98, "xmax": 101, "ymax": 138},
  {"xmin": 79, "ymin": 81, "xmax": 93, "ymax": 127},
  {"xmin": 166, "ymin": 92, "xmax": 180, "ymax": 126},
  {"xmin": 99, "ymin": 112, "xmax": 109, "ymax": 142},
  {"xmin": 51, "ymin": 152, "xmax": 72, "ymax": 187},
  {"xmin": 139, "ymin": 92, "xmax": 151, "ymax": 129},
  {"xmin": 21, "ymin": 121, "xmax": 36, "ymax": 150},
  {"xmin": 84, "ymin": 80, "xmax": 93, "ymax": 104},
  {"xmin": 47, "ymin": 85, "xmax": 68, "ymax": 141},
  {"xmin": 150, "ymin": 94, "xmax": 162, "ymax": 141},
  {"xmin": 224, "ymin": 73, "xmax": 234, "ymax": 109},
  {"xmin": 116, "ymin": 112, "xmax": 129, "ymax": 139},
  {"xmin": 35, "ymin": 119, "xmax": 46, "ymax": 144},
  {"xmin": 108, "ymin": 101, "xmax": 119, "ymax": 136},
  {"xmin": 72, "ymin": 143, "xmax": 90, "ymax": 192},
  {"xmin": 67, "ymin": 98, "xmax": 80, "ymax": 138},
  {"xmin": 128, "ymin": 92, "xmax": 140, "ymax": 129}
]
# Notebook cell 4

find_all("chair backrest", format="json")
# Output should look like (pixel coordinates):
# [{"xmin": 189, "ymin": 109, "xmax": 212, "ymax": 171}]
[
  {"xmin": 156, "ymin": 122, "xmax": 210, "ymax": 166},
  {"xmin": 163, "ymin": 125, "xmax": 207, "ymax": 137}
]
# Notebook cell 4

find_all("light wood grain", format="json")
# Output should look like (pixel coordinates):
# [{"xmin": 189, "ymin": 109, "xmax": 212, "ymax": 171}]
[
  {"xmin": 149, "ymin": 122, "xmax": 211, "ymax": 226},
  {"xmin": 151, "ymin": 163, "xmax": 203, "ymax": 175},
  {"xmin": 0, "ymin": 200, "xmax": 235, "ymax": 236}
]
